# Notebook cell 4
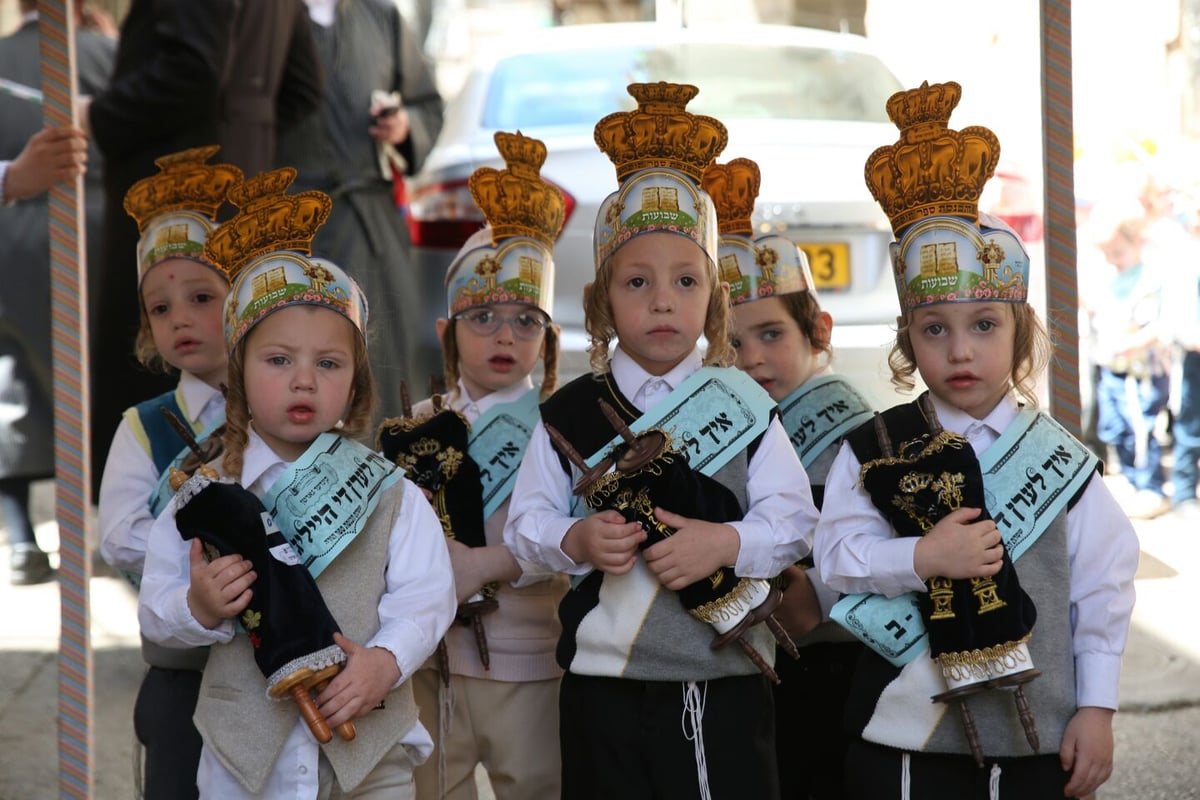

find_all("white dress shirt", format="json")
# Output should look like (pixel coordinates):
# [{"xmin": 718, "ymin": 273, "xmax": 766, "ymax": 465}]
[
  {"xmin": 504, "ymin": 346, "xmax": 818, "ymax": 581},
  {"xmin": 138, "ymin": 428, "xmax": 456, "ymax": 799},
  {"xmin": 447, "ymin": 375, "xmax": 534, "ymax": 424},
  {"xmin": 814, "ymin": 393, "xmax": 1139, "ymax": 710},
  {"xmin": 98, "ymin": 371, "xmax": 223, "ymax": 574}
]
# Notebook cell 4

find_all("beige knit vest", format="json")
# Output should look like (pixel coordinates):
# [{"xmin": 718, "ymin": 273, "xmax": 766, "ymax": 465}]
[{"xmin": 193, "ymin": 482, "xmax": 419, "ymax": 794}]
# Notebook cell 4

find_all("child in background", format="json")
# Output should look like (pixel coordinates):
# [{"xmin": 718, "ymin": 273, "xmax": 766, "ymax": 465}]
[
  {"xmin": 97, "ymin": 146, "xmax": 242, "ymax": 800},
  {"xmin": 816, "ymin": 81, "xmax": 1138, "ymax": 799},
  {"xmin": 1086, "ymin": 201, "xmax": 1173, "ymax": 519},
  {"xmin": 504, "ymin": 83, "xmax": 819, "ymax": 800},
  {"xmin": 379, "ymin": 131, "xmax": 568, "ymax": 799},
  {"xmin": 137, "ymin": 169, "xmax": 455, "ymax": 799},
  {"xmin": 710, "ymin": 156, "xmax": 873, "ymax": 799}
]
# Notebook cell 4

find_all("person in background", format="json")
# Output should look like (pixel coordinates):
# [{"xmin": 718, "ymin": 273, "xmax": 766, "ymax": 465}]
[
  {"xmin": 386, "ymin": 131, "xmax": 567, "ymax": 800},
  {"xmin": 715, "ymin": 156, "xmax": 871, "ymax": 799},
  {"xmin": 84, "ymin": 0, "xmax": 323, "ymax": 503},
  {"xmin": 279, "ymin": 0, "xmax": 444, "ymax": 421},
  {"xmin": 0, "ymin": 0, "xmax": 114, "ymax": 585},
  {"xmin": 98, "ymin": 147, "xmax": 242, "ymax": 799},
  {"xmin": 1087, "ymin": 201, "xmax": 1173, "ymax": 519}
]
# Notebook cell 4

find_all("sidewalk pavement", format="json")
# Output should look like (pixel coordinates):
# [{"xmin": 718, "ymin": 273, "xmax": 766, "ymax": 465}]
[{"xmin": 1, "ymin": 477, "xmax": 1199, "ymax": 798}]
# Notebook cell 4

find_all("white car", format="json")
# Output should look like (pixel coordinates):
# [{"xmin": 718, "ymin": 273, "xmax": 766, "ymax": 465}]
[{"xmin": 408, "ymin": 22, "xmax": 908, "ymax": 402}]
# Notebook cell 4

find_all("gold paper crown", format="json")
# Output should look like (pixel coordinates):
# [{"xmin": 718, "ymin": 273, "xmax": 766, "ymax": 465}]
[
  {"xmin": 467, "ymin": 131, "xmax": 566, "ymax": 249},
  {"xmin": 203, "ymin": 167, "xmax": 333, "ymax": 278},
  {"xmin": 594, "ymin": 82, "xmax": 728, "ymax": 183},
  {"xmin": 123, "ymin": 146, "xmax": 243, "ymax": 231},
  {"xmin": 864, "ymin": 81, "xmax": 1001, "ymax": 234},
  {"xmin": 701, "ymin": 158, "xmax": 761, "ymax": 236}
]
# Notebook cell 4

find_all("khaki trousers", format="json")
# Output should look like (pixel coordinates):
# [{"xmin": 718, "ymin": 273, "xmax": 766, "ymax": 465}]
[
  {"xmin": 413, "ymin": 669, "xmax": 561, "ymax": 800},
  {"xmin": 317, "ymin": 741, "xmax": 417, "ymax": 799}
]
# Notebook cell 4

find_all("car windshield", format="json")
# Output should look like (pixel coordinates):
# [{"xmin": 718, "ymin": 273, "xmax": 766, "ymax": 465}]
[{"xmin": 483, "ymin": 42, "xmax": 901, "ymax": 129}]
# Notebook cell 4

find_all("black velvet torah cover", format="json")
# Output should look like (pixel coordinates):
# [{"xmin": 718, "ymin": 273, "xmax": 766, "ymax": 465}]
[
  {"xmin": 844, "ymin": 395, "xmax": 1037, "ymax": 668},
  {"xmin": 376, "ymin": 409, "xmax": 486, "ymax": 549},
  {"xmin": 174, "ymin": 478, "xmax": 345, "ymax": 690}
]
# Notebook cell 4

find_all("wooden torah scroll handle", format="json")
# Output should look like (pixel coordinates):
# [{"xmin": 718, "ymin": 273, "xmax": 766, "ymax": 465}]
[
  {"xmin": 273, "ymin": 670, "xmax": 332, "ymax": 744},
  {"xmin": 308, "ymin": 665, "xmax": 356, "ymax": 742}
]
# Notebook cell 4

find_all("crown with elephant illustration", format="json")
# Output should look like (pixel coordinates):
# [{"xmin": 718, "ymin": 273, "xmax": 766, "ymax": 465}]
[
  {"xmin": 593, "ymin": 82, "xmax": 726, "ymax": 268},
  {"xmin": 123, "ymin": 145, "xmax": 243, "ymax": 284},
  {"xmin": 444, "ymin": 131, "xmax": 563, "ymax": 317},
  {"xmin": 864, "ymin": 81, "xmax": 1029, "ymax": 312},
  {"xmin": 212, "ymin": 167, "xmax": 366, "ymax": 348},
  {"xmin": 702, "ymin": 157, "xmax": 815, "ymax": 305}
]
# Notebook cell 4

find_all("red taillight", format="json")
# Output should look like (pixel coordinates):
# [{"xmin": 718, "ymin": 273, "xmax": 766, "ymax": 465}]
[
  {"xmin": 407, "ymin": 177, "xmax": 577, "ymax": 248},
  {"xmin": 550, "ymin": 179, "xmax": 576, "ymax": 237},
  {"xmin": 408, "ymin": 178, "xmax": 485, "ymax": 248}
]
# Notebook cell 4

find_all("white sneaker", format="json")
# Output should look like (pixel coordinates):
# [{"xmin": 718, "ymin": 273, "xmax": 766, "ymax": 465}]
[{"xmin": 1125, "ymin": 490, "xmax": 1171, "ymax": 520}]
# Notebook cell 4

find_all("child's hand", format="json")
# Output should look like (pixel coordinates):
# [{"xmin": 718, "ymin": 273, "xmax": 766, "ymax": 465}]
[
  {"xmin": 561, "ymin": 510, "xmax": 646, "ymax": 575},
  {"xmin": 1060, "ymin": 706, "xmax": 1115, "ymax": 798},
  {"xmin": 316, "ymin": 633, "xmax": 402, "ymax": 729},
  {"xmin": 642, "ymin": 508, "xmax": 739, "ymax": 590},
  {"xmin": 912, "ymin": 507, "xmax": 1004, "ymax": 581},
  {"xmin": 773, "ymin": 565, "xmax": 822, "ymax": 639},
  {"xmin": 185, "ymin": 538, "xmax": 255, "ymax": 630}
]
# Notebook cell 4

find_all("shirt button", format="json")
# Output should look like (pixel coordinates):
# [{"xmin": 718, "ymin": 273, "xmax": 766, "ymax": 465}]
[{"xmin": 299, "ymin": 765, "xmax": 308, "ymax": 775}]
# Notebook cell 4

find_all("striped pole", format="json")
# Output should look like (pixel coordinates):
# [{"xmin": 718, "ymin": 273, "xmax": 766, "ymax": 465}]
[
  {"xmin": 1040, "ymin": 0, "xmax": 1082, "ymax": 436},
  {"xmin": 37, "ymin": 2, "xmax": 94, "ymax": 797}
]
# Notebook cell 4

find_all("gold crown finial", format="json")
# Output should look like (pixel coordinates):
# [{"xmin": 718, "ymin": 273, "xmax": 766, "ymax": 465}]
[
  {"xmin": 467, "ymin": 131, "xmax": 566, "ymax": 249},
  {"xmin": 701, "ymin": 158, "xmax": 761, "ymax": 236},
  {"xmin": 594, "ymin": 82, "xmax": 728, "ymax": 183},
  {"xmin": 123, "ymin": 146, "xmax": 243, "ymax": 231},
  {"xmin": 203, "ymin": 167, "xmax": 333, "ymax": 280},
  {"xmin": 864, "ymin": 81, "xmax": 1001, "ymax": 234}
]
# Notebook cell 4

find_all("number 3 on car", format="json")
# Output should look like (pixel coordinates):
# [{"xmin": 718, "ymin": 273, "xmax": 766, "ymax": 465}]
[{"xmin": 799, "ymin": 242, "xmax": 850, "ymax": 290}]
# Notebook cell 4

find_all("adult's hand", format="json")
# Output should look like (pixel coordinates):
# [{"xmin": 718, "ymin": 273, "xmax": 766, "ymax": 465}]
[{"xmin": 4, "ymin": 126, "xmax": 88, "ymax": 202}]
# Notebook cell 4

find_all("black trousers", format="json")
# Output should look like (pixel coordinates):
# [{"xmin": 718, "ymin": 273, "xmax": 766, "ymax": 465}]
[
  {"xmin": 133, "ymin": 666, "xmax": 203, "ymax": 800},
  {"xmin": 560, "ymin": 671, "xmax": 780, "ymax": 800},
  {"xmin": 844, "ymin": 739, "xmax": 1073, "ymax": 800},
  {"xmin": 773, "ymin": 641, "xmax": 863, "ymax": 799}
]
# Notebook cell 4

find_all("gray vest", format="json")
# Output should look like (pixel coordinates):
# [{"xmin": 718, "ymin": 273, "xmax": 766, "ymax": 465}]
[
  {"xmin": 193, "ymin": 484, "xmax": 419, "ymax": 793},
  {"xmin": 864, "ymin": 507, "xmax": 1077, "ymax": 756}
]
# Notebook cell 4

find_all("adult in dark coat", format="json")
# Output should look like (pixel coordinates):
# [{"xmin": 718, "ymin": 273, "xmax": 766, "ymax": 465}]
[
  {"xmin": 277, "ymin": 0, "xmax": 444, "ymax": 420},
  {"xmin": 86, "ymin": 0, "xmax": 323, "ymax": 501},
  {"xmin": 0, "ymin": 2, "xmax": 115, "ymax": 584}
]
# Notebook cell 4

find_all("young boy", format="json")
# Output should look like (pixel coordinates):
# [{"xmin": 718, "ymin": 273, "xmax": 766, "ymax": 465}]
[
  {"xmin": 504, "ymin": 82, "xmax": 819, "ymax": 800},
  {"xmin": 817, "ymin": 80, "xmax": 1139, "ymax": 800}
]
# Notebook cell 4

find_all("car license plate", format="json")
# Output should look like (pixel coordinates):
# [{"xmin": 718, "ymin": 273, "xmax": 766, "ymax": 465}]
[{"xmin": 798, "ymin": 242, "xmax": 850, "ymax": 290}]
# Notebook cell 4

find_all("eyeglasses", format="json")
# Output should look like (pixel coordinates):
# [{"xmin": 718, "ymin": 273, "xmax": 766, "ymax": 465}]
[{"xmin": 454, "ymin": 308, "xmax": 550, "ymax": 341}]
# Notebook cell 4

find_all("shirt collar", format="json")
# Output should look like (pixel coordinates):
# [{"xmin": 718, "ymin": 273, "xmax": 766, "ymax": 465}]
[
  {"xmin": 239, "ymin": 427, "xmax": 289, "ymax": 491},
  {"xmin": 178, "ymin": 371, "xmax": 223, "ymax": 426},
  {"xmin": 610, "ymin": 346, "xmax": 702, "ymax": 410},
  {"xmin": 303, "ymin": 0, "xmax": 337, "ymax": 27},
  {"xmin": 927, "ymin": 391, "xmax": 1019, "ymax": 438},
  {"xmin": 450, "ymin": 376, "xmax": 534, "ymax": 420}
]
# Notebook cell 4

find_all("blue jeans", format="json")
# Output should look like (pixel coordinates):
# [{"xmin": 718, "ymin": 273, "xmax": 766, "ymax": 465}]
[
  {"xmin": 1097, "ymin": 367, "xmax": 1170, "ymax": 494},
  {"xmin": 1172, "ymin": 350, "xmax": 1200, "ymax": 503}
]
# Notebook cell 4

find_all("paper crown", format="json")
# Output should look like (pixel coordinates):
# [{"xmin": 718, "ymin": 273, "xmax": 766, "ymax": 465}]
[
  {"xmin": 702, "ymin": 158, "xmax": 815, "ymax": 305},
  {"xmin": 889, "ymin": 211, "xmax": 1029, "ymax": 311},
  {"xmin": 865, "ymin": 81, "xmax": 1029, "ymax": 312},
  {"xmin": 864, "ymin": 81, "xmax": 1000, "ymax": 235},
  {"xmin": 445, "ymin": 132, "xmax": 562, "ymax": 317},
  {"xmin": 594, "ymin": 82, "xmax": 728, "ymax": 183},
  {"xmin": 224, "ymin": 252, "xmax": 369, "ymax": 350},
  {"xmin": 593, "ymin": 83, "xmax": 726, "ymax": 268},
  {"xmin": 123, "ymin": 146, "xmax": 243, "ymax": 283},
  {"xmin": 204, "ymin": 167, "xmax": 333, "ymax": 282}
]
